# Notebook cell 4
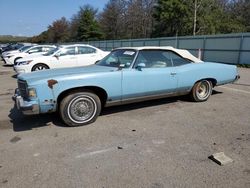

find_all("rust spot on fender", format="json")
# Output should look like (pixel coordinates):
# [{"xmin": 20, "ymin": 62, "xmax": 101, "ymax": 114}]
[{"xmin": 47, "ymin": 79, "xmax": 58, "ymax": 89}]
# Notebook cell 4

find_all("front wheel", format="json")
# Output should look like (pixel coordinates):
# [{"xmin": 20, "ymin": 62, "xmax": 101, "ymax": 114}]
[
  {"xmin": 190, "ymin": 80, "xmax": 212, "ymax": 102},
  {"xmin": 31, "ymin": 63, "xmax": 49, "ymax": 72},
  {"xmin": 59, "ymin": 92, "xmax": 101, "ymax": 126}
]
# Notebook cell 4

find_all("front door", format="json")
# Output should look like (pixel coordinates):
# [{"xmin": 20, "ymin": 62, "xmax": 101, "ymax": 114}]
[
  {"xmin": 122, "ymin": 50, "xmax": 178, "ymax": 100},
  {"xmin": 54, "ymin": 46, "xmax": 78, "ymax": 68}
]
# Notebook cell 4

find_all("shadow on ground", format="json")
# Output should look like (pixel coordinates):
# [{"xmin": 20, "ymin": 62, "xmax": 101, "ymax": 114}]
[
  {"xmin": 8, "ymin": 104, "xmax": 64, "ymax": 132},
  {"xmin": 8, "ymin": 90, "xmax": 223, "ymax": 131},
  {"xmin": 12, "ymin": 74, "xmax": 18, "ymax": 79},
  {"xmin": 232, "ymin": 83, "xmax": 250, "ymax": 87}
]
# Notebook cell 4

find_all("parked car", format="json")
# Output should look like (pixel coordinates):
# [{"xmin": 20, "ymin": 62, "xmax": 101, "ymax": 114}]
[
  {"xmin": 1, "ymin": 43, "xmax": 21, "ymax": 54},
  {"xmin": 1, "ymin": 43, "xmax": 34, "ymax": 54},
  {"xmin": 1, "ymin": 44, "xmax": 36, "ymax": 58},
  {"xmin": 2, "ymin": 45, "xmax": 56, "ymax": 65},
  {"xmin": 13, "ymin": 46, "xmax": 240, "ymax": 127},
  {"xmin": 13, "ymin": 44, "xmax": 110, "ymax": 74},
  {"xmin": 0, "ymin": 43, "xmax": 8, "ymax": 53}
]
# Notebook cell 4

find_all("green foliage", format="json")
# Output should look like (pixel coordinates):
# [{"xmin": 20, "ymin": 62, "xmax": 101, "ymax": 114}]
[
  {"xmin": 152, "ymin": 0, "xmax": 191, "ymax": 37},
  {"xmin": 76, "ymin": 5, "xmax": 103, "ymax": 41},
  {"xmin": 0, "ymin": 35, "xmax": 29, "ymax": 43},
  {"xmin": 152, "ymin": 0, "xmax": 248, "ymax": 37}
]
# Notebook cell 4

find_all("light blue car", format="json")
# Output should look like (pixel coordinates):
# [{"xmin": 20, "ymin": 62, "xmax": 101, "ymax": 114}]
[{"xmin": 14, "ymin": 46, "xmax": 240, "ymax": 126}]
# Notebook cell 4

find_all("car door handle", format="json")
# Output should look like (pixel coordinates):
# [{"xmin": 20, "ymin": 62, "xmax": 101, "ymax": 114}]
[{"xmin": 170, "ymin": 72, "xmax": 177, "ymax": 76}]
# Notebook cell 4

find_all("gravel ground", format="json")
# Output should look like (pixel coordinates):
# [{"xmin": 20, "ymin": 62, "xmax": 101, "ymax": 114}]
[{"xmin": 0, "ymin": 61, "xmax": 249, "ymax": 188}]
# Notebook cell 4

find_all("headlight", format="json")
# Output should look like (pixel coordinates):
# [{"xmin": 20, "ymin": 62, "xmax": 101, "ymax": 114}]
[
  {"xmin": 19, "ymin": 60, "xmax": 33, "ymax": 65},
  {"xmin": 28, "ymin": 88, "xmax": 37, "ymax": 98}
]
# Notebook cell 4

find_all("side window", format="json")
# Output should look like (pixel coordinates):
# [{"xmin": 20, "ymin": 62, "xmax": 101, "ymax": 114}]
[
  {"xmin": 97, "ymin": 49, "xmax": 136, "ymax": 68},
  {"xmin": 27, "ymin": 47, "xmax": 43, "ymax": 54},
  {"xmin": 42, "ymin": 47, "xmax": 55, "ymax": 52},
  {"xmin": 77, "ymin": 46, "xmax": 96, "ymax": 54},
  {"xmin": 59, "ymin": 47, "xmax": 76, "ymax": 56},
  {"xmin": 170, "ymin": 52, "xmax": 191, "ymax": 66},
  {"xmin": 134, "ymin": 50, "xmax": 172, "ymax": 68}
]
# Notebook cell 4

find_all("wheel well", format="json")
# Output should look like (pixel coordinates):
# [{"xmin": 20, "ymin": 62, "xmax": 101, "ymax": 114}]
[
  {"xmin": 32, "ymin": 63, "xmax": 50, "ymax": 70},
  {"xmin": 195, "ymin": 78, "xmax": 217, "ymax": 87},
  {"xmin": 14, "ymin": 57, "xmax": 22, "ymax": 63},
  {"xmin": 57, "ymin": 86, "xmax": 108, "ymax": 108}
]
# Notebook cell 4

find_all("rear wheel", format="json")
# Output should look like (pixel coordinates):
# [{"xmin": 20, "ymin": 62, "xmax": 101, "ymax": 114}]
[
  {"xmin": 31, "ymin": 63, "xmax": 49, "ymax": 71},
  {"xmin": 59, "ymin": 91, "xmax": 101, "ymax": 126},
  {"xmin": 190, "ymin": 80, "xmax": 212, "ymax": 102}
]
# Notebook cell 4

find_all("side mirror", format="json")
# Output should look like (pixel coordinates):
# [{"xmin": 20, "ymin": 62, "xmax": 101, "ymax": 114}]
[
  {"xmin": 95, "ymin": 60, "xmax": 100, "ymax": 64},
  {"xmin": 54, "ymin": 54, "xmax": 59, "ymax": 59},
  {"xmin": 118, "ymin": 64, "xmax": 125, "ymax": 70},
  {"xmin": 136, "ymin": 63, "xmax": 146, "ymax": 71}
]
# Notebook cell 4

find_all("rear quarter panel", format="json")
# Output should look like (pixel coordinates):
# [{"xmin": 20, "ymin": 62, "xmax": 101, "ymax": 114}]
[{"xmin": 176, "ymin": 62, "xmax": 237, "ymax": 92}]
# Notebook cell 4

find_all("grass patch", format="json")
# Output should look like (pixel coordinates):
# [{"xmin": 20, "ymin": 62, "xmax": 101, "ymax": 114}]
[{"xmin": 237, "ymin": 64, "xmax": 250, "ymax": 68}]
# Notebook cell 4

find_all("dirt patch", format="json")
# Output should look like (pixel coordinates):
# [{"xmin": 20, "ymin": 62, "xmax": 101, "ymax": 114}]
[
  {"xmin": 0, "ymin": 71, "xmax": 12, "ymax": 75},
  {"xmin": 10, "ymin": 136, "xmax": 21, "ymax": 143}
]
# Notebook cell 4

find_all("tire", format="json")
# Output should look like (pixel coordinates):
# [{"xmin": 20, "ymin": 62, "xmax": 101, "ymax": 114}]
[
  {"xmin": 59, "ymin": 91, "xmax": 101, "ymax": 126},
  {"xmin": 190, "ymin": 80, "xmax": 212, "ymax": 102},
  {"xmin": 31, "ymin": 63, "xmax": 49, "ymax": 71}
]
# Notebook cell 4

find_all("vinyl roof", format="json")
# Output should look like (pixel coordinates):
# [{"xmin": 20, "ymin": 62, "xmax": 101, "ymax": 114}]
[{"xmin": 116, "ymin": 46, "xmax": 203, "ymax": 63}]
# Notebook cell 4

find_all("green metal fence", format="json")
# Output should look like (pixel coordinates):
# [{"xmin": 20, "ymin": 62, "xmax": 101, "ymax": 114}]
[{"xmin": 86, "ymin": 33, "xmax": 250, "ymax": 65}]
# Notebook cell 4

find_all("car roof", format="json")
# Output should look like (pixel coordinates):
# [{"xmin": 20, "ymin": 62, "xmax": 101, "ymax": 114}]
[
  {"xmin": 115, "ymin": 46, "xmax": 203, "ymax": 63},
  {"xmin": 58, "ymin": 44, "xmax": 95, "ymax": 48},
  {"xmin": 31, "ymin": 44, "xmax": 56, "ymax": 47}
]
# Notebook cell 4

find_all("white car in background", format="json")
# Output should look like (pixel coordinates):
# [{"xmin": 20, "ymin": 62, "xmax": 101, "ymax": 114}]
[
  {"xmin": 3, "ymin": 45, "xmax": 56, "ymax": 65},
  {"xmin": 2, "ymin": 45, "xmax": 35, "ymax": 57},
  {"xmin": 14, "ymin": 44, "xmax": 110, "ymax": 74}
]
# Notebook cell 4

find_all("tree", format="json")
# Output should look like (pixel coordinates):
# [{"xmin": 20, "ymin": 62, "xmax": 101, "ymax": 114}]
[
  {"xmin": 30, "ymin": 31, "xmax": 49, "ymax": 43},
  {"xmin": 46, "ymin": 17, "xmax": 70, "ymax": 43},
  {"xmin": 99, "ymin": 0, "xmax": 128, "ymax": 40},
  {"xmin": 152, "ymin": 0, "xmax": 191, "ymax": 37},
  {"xmin": 126, "ymin": 0, "xmax": 156, "ymax": 38},
  {"xmin": 76, "ymin": 5, "xmax": 103, "ymax": 41},
  {"xmin": 230, "ymin": 0, "xmax": 250, "ymax": 32}
]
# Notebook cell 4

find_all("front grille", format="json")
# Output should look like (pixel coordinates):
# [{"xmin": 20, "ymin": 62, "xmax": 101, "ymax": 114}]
[{"xmin": 18, "ymin": 80, "xmax": 28, "ymax": 98}]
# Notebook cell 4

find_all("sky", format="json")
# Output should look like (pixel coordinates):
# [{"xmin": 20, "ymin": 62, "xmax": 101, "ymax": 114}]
[{"xmin": 0, "ymin": 0, "xmax": 108, "ymax": 37}]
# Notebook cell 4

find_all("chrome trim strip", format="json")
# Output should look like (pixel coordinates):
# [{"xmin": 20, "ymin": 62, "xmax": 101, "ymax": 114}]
[{"xmin": 105, "ymin": 91, "xmax": 189, "ymax": 107}]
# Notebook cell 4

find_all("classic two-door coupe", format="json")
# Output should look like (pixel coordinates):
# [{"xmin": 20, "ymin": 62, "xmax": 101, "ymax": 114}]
[{"xmin": 14, "ymin": 46, "xmax": 239, "ymax": 126}]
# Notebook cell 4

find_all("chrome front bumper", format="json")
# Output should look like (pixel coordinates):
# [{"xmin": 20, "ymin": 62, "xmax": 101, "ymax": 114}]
[{"xmin": 13, "ymin": 89, "xmax": 39, "ymax": 115}]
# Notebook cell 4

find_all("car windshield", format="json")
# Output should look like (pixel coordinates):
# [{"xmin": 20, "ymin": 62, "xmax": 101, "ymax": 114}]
[
  {"xmin": 19, "ymin": 45, "xmax": 33, "ymax": 52},
  {"xmin": 43, "ymin": 47, "xmax": 59, "ymax": 56},
  {"xmin": 96, "ymin": 49, "xmax": 137, "ymax": 68}
]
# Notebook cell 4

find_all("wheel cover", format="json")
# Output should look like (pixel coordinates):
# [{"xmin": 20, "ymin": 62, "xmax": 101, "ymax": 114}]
[
  {"xmin": 196, "ymin": 81, "xmax": 211, "ymax": 100},
  {"xmin": 67, "ymin": 95, "xmax": 97, "ymax": 124}
]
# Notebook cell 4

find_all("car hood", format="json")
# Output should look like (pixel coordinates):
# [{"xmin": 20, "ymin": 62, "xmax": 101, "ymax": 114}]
[
  {"xmin": 18, "ymin": 65, "xmax": 118, "ymax": 85},
  {"xmin": 4, "ymin": 50, "xmax": 19, "ymax": 55},
  {"xmin": 16, "ymin": 54, "xmax": 51, "ymax": 62}
]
